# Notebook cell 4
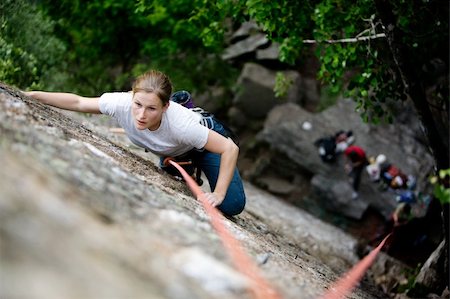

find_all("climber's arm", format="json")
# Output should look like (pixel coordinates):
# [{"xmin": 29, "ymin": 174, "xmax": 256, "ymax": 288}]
[{"xmin": 24, "ymin": 91, "xmax": 101, "ymax": 114}]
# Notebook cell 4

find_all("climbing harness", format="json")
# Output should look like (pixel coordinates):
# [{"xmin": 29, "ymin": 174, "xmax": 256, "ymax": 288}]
[{"xmin": 162, "ymin": 156, "xmax": 203, "ymax": 186}]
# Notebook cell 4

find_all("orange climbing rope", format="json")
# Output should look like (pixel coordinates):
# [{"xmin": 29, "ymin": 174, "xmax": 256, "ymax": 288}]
[
  {"xmin": 168, "ymin": 159, "xmax": 282, "ymax": 299},
  {"xmin": 319, "ymin": 233, "xmax": 392, "ymax": 299}
]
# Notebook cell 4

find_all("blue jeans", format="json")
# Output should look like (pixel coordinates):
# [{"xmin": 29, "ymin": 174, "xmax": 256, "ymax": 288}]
[
  {"xmin": 193, "ymin": 150, "xmax": 246, "ymax": 216},
  {"xmin": 161, "ymin": 118, "xmax": 246, "ymax": 216}
]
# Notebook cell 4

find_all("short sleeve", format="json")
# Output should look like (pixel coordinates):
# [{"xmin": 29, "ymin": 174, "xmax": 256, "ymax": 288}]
[
  {"xmin": 182, "ymin": 122, "xmax": 209, "ymax": 149},
  {"xmin": 99, "ymin": 92, "xmax": 132, "ymax": 116},
  {"xmin": 166, "ymin": 103, "xmax": 209, "ymax": 150}
]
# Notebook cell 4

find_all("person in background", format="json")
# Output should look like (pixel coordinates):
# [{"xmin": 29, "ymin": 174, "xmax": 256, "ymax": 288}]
[
  {"xmin": 24, "ymin": 70, "xmax": 246, "ymax": 216},
  {"xmin": 314, "ymin": 135, "xmax": 337, "ymax": 163},
  {"xmin": 334, "ymin": 130, "xmax": 354, "ymax": 153},
  {"xmin": 344, "ymin": 145, "xmax": 369, "ymax": 199},
  {"xmin": 366, "ymin": 154, "xmax": 389, "ymax": 182}
]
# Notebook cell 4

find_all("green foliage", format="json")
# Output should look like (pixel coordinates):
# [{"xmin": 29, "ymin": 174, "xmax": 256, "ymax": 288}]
[
  {"xmin": 274, "ymin": 72, "xmax": 292, "ymax": 99},
  {"xmin": 191, "ymin": 0, "xmax": 315, "ymax": 65},
  {"xmin": 189, "ymin": 0, "xmax": 246, "ymax": 50},
  {"xmin": 35, "ymin": 0, "xmax": 237, "ymax": 96},
  {"xmin": 312, "ymin": 0, "xmax": 398, "ymax": 123},
  {"xmin": 246, "ymin": 0, "xmax": 316, "ymax": 65},
  {"xmin": 191, "ymin": 0, "xmax": 448, "ymax": 126},
  {"xmin": 430, "ymin": 169, "xmax": 450, "ymax": 205},
  {"xmin": 0, "ymin": 0, "xmax": 66, "ymax": 89},
  {"xmin": 0, "ymin": 36, "xmax": 39, "ymax": 88}
]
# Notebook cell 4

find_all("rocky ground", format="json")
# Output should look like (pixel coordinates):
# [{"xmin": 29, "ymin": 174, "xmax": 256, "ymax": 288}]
[{"xmin": 0, "ymin": 84, "xmax": 440, "ymax": 299}]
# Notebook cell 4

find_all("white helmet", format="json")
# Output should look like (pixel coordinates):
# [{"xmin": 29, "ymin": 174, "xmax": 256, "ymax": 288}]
[{"xmin": 376, "ymin": 154, "xmax": 387, "ymax": 165}]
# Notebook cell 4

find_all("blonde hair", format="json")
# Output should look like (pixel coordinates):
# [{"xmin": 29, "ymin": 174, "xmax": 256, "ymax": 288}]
[{"xmin": 132, "ymin": 70, "xmax": 173, "ymax": 105}]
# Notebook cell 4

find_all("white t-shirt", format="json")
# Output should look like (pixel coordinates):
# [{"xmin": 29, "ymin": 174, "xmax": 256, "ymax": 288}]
[{"xmin": 99, "ymin": 92, "xmax": 209, "ymax": 157}]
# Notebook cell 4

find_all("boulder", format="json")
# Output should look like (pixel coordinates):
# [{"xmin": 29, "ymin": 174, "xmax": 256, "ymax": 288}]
[
  {"xmin": 256, "ymin": 42, "xmax": 280, "ymax": 60},
  {"xmin": 231, "ymin": 63, "xmax": 302, "ymax": 119},
  {"xmin": 229, "ymin": 21, "xmax": 260, "ymax": 43},
  {"xmin": 221, "ymin": 33, "xmax": 269, "ymax": 60},
  {"xmin": 411, "ymin": 240, "xmax": 447, "ymax": 296}
]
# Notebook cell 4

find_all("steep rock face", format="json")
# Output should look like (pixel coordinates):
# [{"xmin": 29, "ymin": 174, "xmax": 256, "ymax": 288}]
[{"xmin": 0, "ymin": 84, "xmax": 391, "ymax": 298}]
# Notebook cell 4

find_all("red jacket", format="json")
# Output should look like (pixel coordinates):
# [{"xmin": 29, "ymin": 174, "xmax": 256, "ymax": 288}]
[{"xmin": 344, "ymin": 145, "xmax": 366, "ymax": 163}]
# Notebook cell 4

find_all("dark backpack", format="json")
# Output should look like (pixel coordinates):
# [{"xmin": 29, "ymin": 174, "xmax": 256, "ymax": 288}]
[
  {"xmin": 170, "ymin": 90, "xmax": 238, "ymax": 144},
  {"xmin": 314, "ymin": 136, "xmax": 337, "ymax": 163}
]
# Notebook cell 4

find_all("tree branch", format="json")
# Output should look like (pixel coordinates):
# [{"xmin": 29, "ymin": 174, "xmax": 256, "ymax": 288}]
[{"xmin": 303, "ymin": 33, "xmax": 386, "ymax": 44}]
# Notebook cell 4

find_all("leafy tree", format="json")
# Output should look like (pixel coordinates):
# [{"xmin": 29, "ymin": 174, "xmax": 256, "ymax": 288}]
[
  {"xmin": 36, "ymin": 0, "xmax": 237, "ymax": 98},
  {"xmin": 0, "ymin": 0, "xmax": 66, "ymax": 89}
]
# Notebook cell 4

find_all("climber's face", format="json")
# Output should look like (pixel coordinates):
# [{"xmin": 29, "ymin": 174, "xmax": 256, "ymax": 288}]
[{"xmin": 132, "ymin": 91, "xmax": 169, "ymax": 131}]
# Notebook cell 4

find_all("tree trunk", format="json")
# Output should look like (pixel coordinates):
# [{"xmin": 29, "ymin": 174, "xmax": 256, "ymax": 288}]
[
  {"xmin": 373, "ymin": 0, "xmax": 449, "ymax": 292},
  {"xmin": 443, "ymin": 204, "xmax": 449, "ymax": 289},
  {"xmin": 373, "ymin": 0, "xmax": 449, "ymax": 171}
]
